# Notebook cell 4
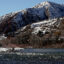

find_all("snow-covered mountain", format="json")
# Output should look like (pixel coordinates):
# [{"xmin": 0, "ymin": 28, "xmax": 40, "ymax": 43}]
[{"xmin": 0, "ymin": 1, "xmax": 64, "ymax": 37}]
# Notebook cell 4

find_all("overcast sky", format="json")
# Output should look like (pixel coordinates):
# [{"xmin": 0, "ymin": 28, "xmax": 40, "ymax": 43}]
[{"xmin": 0, "ymin": 0, "xmax": 64, "ymax": 16}]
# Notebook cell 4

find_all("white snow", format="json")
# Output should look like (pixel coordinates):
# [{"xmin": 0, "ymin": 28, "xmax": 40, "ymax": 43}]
[
  {"xmin": 0, "ymin": 12, "xmax": 17, "ymax": 23},
  {"xmin": 0, "ymin": 34, "xmax": 7, "ymax": 40},
  {"xmin": 31, "ymin": 19, "xmax": 57, "ymax": 28},
  {"xmin": 0, "ymin": 48, "xmax": 12, "ymax": 52},
  {"xmin": 21, "ymin": 26, "xmax": 26, "ymax": 31},
  {"xmin": 31, "ymin": 18, "xmax": 61, "ymax": 34},
  {"xmin": 32, "ymin": 27, "xmax": 42, "ymax": 34},
  {"xmin": 34, "ymin": 1, "xmax": 51, "ymax": 8},
  {"xmin": 0, "ymin": 48, "xmax": 24, "ymax": 52},
  {"xmin": 14, "ymin": 48, "xmax": 24, "ymax": 51}
]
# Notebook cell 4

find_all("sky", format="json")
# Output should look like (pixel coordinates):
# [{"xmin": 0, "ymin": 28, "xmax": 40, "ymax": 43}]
[{"xmin": 0, "ymin": 0, "xmax": 64, "ymax": 16}]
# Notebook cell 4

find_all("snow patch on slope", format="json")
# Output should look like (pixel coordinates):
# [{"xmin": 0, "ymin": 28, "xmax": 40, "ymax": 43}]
[
  {"xmin": 32, "ymin": 27, "xmax": 42, "ymax": 34},
  {"xmin": 0, "ymin": 34, "xmax": 7, "ymax": 40},
  {"xmin": 31, "ymin": 18, "xmax": 61, "ymax": 34},
  {"xmin": 34, "ymin": 1, "xmax": 51, "ymax": 8},
  {"xmin": 31, "ymin": 19, "xmax": 57, "ymax": 28}
]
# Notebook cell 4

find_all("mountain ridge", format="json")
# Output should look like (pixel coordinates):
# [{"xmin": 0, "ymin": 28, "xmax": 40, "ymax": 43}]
[
  {"xmin": 0, "ymin": 1, "xmax": 64, "ymax": 48},
  {"xmin": 0, "ymin": 1, "xmax": 64, "ymax": 37}
]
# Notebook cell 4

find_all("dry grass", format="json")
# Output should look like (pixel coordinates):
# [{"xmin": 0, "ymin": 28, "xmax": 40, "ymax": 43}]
[
  {"xmin": 0, "ymin": 30, "xmax": 64, "ymax": 48},
  {"xmin": 0, "ymin": 18, "xmax": 64, "ymax": 48}
]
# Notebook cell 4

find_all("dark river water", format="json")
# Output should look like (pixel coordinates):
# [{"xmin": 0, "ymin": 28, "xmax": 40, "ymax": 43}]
[
  {"xmin": 0, "ymin": 48, "xmax": 64, "ymax": 64},
  {"xmin": 0, "ymin": 55, "xmax": 64, "ymax": 64}
]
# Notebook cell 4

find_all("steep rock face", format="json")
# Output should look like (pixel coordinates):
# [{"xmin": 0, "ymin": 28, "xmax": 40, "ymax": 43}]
[
  {"xmin": 33, "ymin": 1, "xmax": 64, "ymax": 18},
  {"xmin": 0, "ymin": 1, "xmax": 64, "ymax": 36}
]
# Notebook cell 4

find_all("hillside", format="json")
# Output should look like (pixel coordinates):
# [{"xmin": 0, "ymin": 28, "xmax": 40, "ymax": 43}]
[{"xmin": 0, "ymin": 1, "xmax": 64, "ymax": 48}]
